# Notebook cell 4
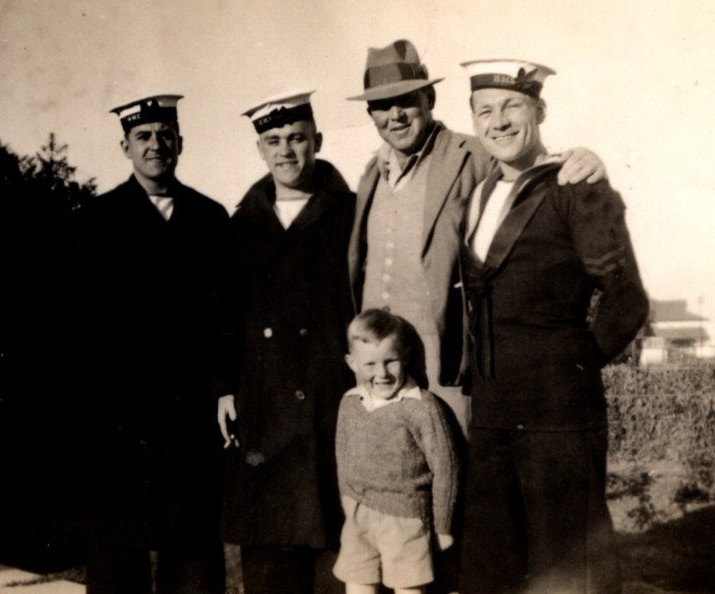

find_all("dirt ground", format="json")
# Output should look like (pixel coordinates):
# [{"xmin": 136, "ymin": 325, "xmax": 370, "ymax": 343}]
[
  {"xmin": 611, "ymin": 458, "xmax": 714, "ymax": 594},
  {"xmin": 4, "ymin": 466, "xmax": 713, "ymax": 593},
  {"xmin": 619, "ymin": 504, "xmax": 715, "ymax": 594}
]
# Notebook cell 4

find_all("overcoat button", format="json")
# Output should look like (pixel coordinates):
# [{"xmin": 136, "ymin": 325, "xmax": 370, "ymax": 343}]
[
  {"xmin": 295, "ymin": 390, "xmax": 306, "ymax": 401},
  {"xmin": 246, "ymin": 450, "xmax": 265, "ymax": 466},
  {"xmin": 516, "ymin": 424, "xmax": 524, "ymax": 430},
  {"xmin": 263, "ymin": 327, "xmax": 273, "ymax": 338},
  {"xmin": 299, "ymin": 328, "xmax": 308, "ymax": 337}
]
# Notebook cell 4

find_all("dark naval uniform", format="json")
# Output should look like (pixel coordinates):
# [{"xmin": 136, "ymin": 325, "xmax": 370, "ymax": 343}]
[
  {"xmin": 221, "ymin": 160, "xmax": 355, "ymax": 593},
  {"xmin": 74, "ymin": 175, "xmax": 229, "ymax": 592},
  {"xmin": 459, "ymin": 163, "xmax": 649, "ymax": 594}
]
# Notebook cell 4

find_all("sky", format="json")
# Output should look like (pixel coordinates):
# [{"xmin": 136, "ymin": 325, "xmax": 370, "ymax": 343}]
[{"xmin": 1, "ymin": 0, "xmax": 714, "ymax": 333}]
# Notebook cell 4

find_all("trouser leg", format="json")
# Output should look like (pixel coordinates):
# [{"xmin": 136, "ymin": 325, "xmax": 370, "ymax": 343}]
[
  {"xmin": 86, "ymin": 544, "xmax": 152, "ymax": 594},
  {"xmin": 513, "ymin": 429, "xmax": 622, "ymax": 594},
  {"xmin": 241, "ymin": 546, "xmax": 316, "ymax": 594},
  {"xmin": 155, "ymin": 539, "xmax": 225, "ymax": 594},
  {"xmin": 428, "ymin": 542, "xmax": 461, "ymax": 594},
  {"xmin": 314, "ymin": 549, "xmax": 344, "ymax": 594},
  {"xmin": 459, "ymin": 429, "xmax": 527, "ymax": 594}
]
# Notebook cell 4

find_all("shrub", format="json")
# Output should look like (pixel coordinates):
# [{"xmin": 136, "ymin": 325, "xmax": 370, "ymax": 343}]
[{"xmin": 605, "ymin": 364, "xmax": 715, "ymax": 508}]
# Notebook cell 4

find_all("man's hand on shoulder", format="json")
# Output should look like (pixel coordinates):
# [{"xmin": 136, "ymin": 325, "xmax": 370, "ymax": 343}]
[{"xmin": 556, "ymin": 147, "xmax": 607, "ymax": 186}]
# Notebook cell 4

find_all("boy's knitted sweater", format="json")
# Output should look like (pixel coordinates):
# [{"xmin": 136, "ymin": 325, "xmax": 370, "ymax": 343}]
[{"xmin": 335, "ymin": 382, "xmax": 459, "ymax": 534}]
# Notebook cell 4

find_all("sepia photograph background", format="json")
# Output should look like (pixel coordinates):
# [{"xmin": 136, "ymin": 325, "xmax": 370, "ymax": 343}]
[
  {"xmin": 1, "ymin": 0, "xmax": 713, "ymax": 324},
  {"xmin": 1, "ymin": 0, "xmax": 714, "ymax": 591}
]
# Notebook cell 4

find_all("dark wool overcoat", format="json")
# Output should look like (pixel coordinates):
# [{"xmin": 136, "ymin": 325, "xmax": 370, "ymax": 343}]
[
  {"xmin": 221, "ymin": 160, "xmax": 355, "ymax": 550},
  {"xmin": 73, "ymin": 175, "xmax": 229, "ymax": 548}
]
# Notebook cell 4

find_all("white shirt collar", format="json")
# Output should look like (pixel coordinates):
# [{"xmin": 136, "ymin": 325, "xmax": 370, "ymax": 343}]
[
  {"xmin": 374, "ymin": 122, "xmax": 441, "ymax": 188},
  {"xmin": 148, "ymin": 194, "xmax": 174, "ymax": 221},
  {"xmin": 345, "ymin": 376, "xmax": 422, "ymax": 411}
]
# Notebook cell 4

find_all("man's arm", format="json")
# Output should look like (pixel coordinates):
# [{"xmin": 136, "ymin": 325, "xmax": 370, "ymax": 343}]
[
  {"xmin": 566, "ymin": 180, "xmax": 649, "ymax": 361},
  {"xmin": 214, "ymin": 211, "xmax": 248, "ymax": 448}
]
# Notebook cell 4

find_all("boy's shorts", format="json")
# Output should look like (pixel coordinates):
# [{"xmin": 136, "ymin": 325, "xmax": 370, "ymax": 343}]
[{"xmin": 333, "ymin": 496, "xmax": 433, "ymax": 589}]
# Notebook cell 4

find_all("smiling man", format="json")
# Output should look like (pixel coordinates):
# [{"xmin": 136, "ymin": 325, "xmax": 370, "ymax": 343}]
[
  {"xmin": 218, "ymin": 91, "xmax": 355, "ymax": 594},
  {"xmin": 347, "ymin": 40, "xmax": 608, "ymax": 444},
  {"xmin": 120, "ymin": 115, "xmax": 181, "ymax": 192},
  {"xmin": 457, "ymin": 60, "xmax": 649, "ymax": 594},
  {"xmin": 75, "ymin": 94, "xmax": 228, "ymax": 594}
]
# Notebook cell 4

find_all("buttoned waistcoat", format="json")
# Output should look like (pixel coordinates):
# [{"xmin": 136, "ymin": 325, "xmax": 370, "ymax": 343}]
[{"xmin": 349, "ymin": 124, "xmax": 492, "ymax": 386}]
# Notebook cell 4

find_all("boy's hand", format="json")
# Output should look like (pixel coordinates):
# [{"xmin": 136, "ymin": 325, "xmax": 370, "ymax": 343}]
[
  {"xmin": 556, "ymin": 147, "xmax": 607, "ymax": 186},
  {"xmin": 437, "ymin": 533, "xmax": 454, "ymax": 551},
  {"xmin": 218, "ymin": 394, "xmax": 239, "ymax": 448}
]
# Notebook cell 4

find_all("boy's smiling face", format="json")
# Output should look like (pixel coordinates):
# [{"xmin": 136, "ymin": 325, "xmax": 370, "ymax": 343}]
[{"xmin": 346, "ymin": 336, "xmax": 406, "ymax": 401}]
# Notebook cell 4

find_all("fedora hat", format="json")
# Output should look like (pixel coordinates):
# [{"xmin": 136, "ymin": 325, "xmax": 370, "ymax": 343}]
[{"xmin": 347, "ymin": 39, "xmax": 443, "ymax": 101}]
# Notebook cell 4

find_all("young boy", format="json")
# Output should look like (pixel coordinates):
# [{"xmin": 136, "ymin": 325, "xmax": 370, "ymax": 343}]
[{"xmin": 334, "ymin": 309, "xmax": 460, "ymax": 594}]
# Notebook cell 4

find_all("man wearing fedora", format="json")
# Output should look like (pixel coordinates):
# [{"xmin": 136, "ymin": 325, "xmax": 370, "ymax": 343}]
[
  {"xmin": 457, "ymin": 59, "xmax": 648, "ymax": 594},
  {"xmin": 74, "ymin": 95, "xmax": 227, "ymax": 594}
]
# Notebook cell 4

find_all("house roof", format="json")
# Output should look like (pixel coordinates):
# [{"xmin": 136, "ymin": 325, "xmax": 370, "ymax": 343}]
[
  {"xmin": 650, "ymin": 299, "xmax": 707, "ymax": 322},
  {"xmin": 653, "ymin": 326, "xmax": 709, "ymax": 342}
]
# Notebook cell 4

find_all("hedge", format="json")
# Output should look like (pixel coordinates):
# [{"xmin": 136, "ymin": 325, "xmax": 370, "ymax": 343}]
[
  {"xmin": 604, "ymin": 364, "xmax": 715, "ymax": 517},
  {"xmin": 604, "ymin": 364, "xmax": 715, "ymax": 463}
]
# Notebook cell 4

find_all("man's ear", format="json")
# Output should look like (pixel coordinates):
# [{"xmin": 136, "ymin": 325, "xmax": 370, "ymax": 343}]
[
  {"xmin": 120, "ymin": 138, "xmax": 131, "ymax": 160},
  {"xmin": 536, "ymin": 99, "xmax": 546, "ymax": 125},
  {"xmin": 345, "ymin": 353, "xmax": 357, "ymax": 373},
  {"xmin": 426, "ymin": 86, "xmax": 436, "ymax": 110},
  {"xmin": 470, "ymin": 110, "xmax": 480, "ymax": 136},
  {"xmin": 177, "ymin": 134, "xmax": 184, "ymax": 156},
  {"xmin": 314, "ymin": 131, "xmax": 323, "ymax": 154},
  {"xmin": 256, "ymin": 138, "xmax": 266, "ymax": 162}
]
